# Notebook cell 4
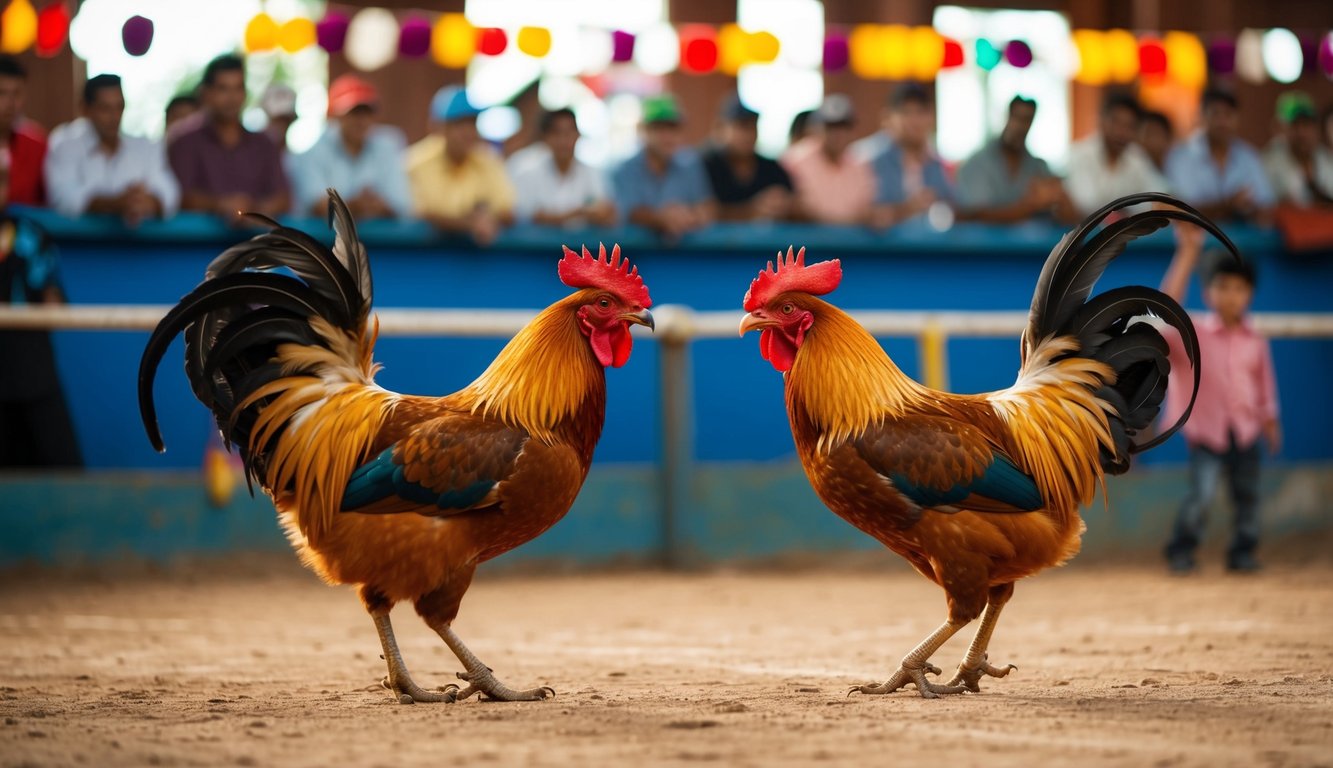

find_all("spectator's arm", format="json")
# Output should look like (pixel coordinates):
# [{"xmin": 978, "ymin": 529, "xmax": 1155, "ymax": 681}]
[
  {"xmin": 42, "ymin": 140, "xmax": 94, "ymax": 217},
  {"xmin": 1160, "ymin": 222, "xmax": 1203, "ymax": 304},
  {"xmin": 168, "ymin": 137, "xmax": 219, "ymax": 213},
  {"xmin": 145, "ymin": 140, "xmax": 181, "ymax": 217},
  {"xmin": 252, "ymin": 144, "xmax": 291, "ymax": 218}
]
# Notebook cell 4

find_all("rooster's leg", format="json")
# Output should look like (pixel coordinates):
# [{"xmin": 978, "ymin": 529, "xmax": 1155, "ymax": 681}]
[
  {"xmin": 946, "ymin": 583, "xmax": 1017, "ymax": 692},
  {"xmin": 435, "ymin": 625, "xmax": 555, "ymax": 702},
  {"xmin": 849, "ymin": 620, "xmax": 969, "ymax": 699},
  {"xmin": 372, "ymin": 612, "xmax": 461, "ymax": 704}
]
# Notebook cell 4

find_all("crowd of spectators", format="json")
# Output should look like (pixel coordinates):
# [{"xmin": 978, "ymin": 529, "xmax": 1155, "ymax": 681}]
[{"xmin": 6, "ymin": 52, "xmax": 1333, "ymax": 244}]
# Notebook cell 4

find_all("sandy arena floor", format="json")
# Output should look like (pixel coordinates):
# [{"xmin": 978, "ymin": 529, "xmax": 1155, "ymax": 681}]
[{"xmin": 2, "ymin": 558, "xmax": 1332, "ymax": 768}]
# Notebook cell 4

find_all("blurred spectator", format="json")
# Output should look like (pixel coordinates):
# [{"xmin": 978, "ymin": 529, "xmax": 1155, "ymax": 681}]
[
  {"xmin": 781, "ymin": 94, "xmax": 875, "ymax": 226},
  {"xmin": 0, "ymin": 54, "xmax": 45, "ymax": 206},
  {"xmin": 1160, "ymin": 225, "xmax": 1279, "ymax": 574},
  {"xmin": 0, "ymin": 187, "xmax": 82, "ymax": 468},
  {"xmin": 261, "ymin": 83, "xmax": 297, "ymax": 155},
  {"xmin": 863, "ymin": 84, "xmax": 953, "ymax": 228},
  {"xmin": 702, "ymin": 96, "xmax": 792, "ymax": 222},
  {"xmin": 292, "ymin": 75, "xmax": 411, "ymax": 220},
  {"xmin": 1065, "ymin": 92, "xmax": 1169, "ymax": 216},
  {"xmin": 1140, "ymin": 110, "xmax": 1173, "ymax": 173},
  {"xmin": 789, "ymin": 110, "xmax": 815, "ymax": 145},
  {"xmin": 507, "ymin": 108, "xmax": 615, "ymax": 228},
  {"xmin": 168, "ymin": 55, "xmax": 290, "ymax": 224},
  {"xmin": 1165, "ymin": 87, "xmax": 1274, "ymax": 224},
  {"xmin": 1263, "ymin": 92, "xmax": 1333, "ymax": 207},
  {"xmin": 955, "ymin": 96, "xmax": 1075, "ymax": 224},
  {"xmin": 407, "ymin": 86, "xmax": 514, "ymax": 246},
  {"xmin": 45, "ymin": 74, "xmax": 179, "ymax": 224},
  {"xmin": 164, "ymin": 94, "xmax": 199, "ymax": 134},
  {"xmin": 1323, "ymin": 105, "xmax": 1333, "ymax": 150},
  {"xmin": 612, "ymin": 94, "xmax": 714, "ymax": 240}
]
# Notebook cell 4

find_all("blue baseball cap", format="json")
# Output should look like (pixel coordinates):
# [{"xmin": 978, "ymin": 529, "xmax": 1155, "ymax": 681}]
[{"xmin": 431, "ymin": 85, "xmax": 481, "ymax": 122}]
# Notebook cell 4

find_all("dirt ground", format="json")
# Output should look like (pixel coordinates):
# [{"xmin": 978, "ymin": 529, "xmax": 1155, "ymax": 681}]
[{"xmin": 2, "ymin": 558, "xmax": 1332, "ymax": 768}]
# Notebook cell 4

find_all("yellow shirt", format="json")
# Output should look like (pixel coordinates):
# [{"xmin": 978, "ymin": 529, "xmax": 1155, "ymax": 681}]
[{"xmin": 405, "ymin": 134, "xmax": 515, "ymax": 219}]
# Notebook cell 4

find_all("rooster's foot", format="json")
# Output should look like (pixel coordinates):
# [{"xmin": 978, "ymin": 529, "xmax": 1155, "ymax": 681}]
[
  {"xmin": 448, "ymin": 669, "xmax": 555, "ymax": 703},
  {"xmin": 945, "ymin": 653, "xmax": 1016, "ymax": 692},
  {"xmin": 381, "ymin": 675, "xmax": 462, "ymax": 705},
  {"xmin": 848, "ymin": 663, "xmax": 967, "ymax": 699}
]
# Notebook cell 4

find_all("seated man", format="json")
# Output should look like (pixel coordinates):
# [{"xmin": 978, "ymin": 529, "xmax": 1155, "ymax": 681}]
[
  {"xmin": 507, "ymin": 107, "xmax": 615, "ymax": 228},
  {"xmin": 864, "ymin": 84, "xmax": 953, "ymax": 228},
  {"xmin": 1263, "ymin": 92, "xmax": 1333, "ymax": 207},
  {"xmin": 955, "ymin": 95, "xmax": 1076, "ymax": 223},
  {"xmin": 406, "ymin": 86, "xmax": 514, "ymax": 246},
  {"xmin": 1065, "ymin": 92, "xmax": 1169, "ymax": 215},
  {"xmin": 701, "ymin": 96, "xmax": 792, "ymax": 222},
  {"xmin": 292, "ymin": 75, "xmax": 411, "ymax": 219},
  {"xmin": 1166, "ymin": 87, "xmax": 1275, "ymax": 224},
  {"xmin": 168, "ymin": 54, "xmax": 290, "ymax": 224},
  {"xmin": 0, "ymin": 55, "xmax": 45, "ymax": 206},
  {"xmin": 780, "ymin": 94, "xmax": 875, "ymax": 226},
  {"xmin": 612, "ymin": 94, "xmax": 714, "ymax": 240},
  {"xmin": 1139, "ymin": 109, "xmax": 1173, "ymax": 174},
  {"xmin": 45, "ymin": 74, "xmax": 180, "ymax": 224}
]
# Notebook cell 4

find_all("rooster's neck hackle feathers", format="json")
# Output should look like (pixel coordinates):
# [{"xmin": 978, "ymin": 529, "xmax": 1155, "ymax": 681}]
[
  {"xmin": 786, "ymin": 299, "xmax": 927, "ymax": 451},
  {"xmin": 456, "ymin": 291, "xmax": 606, "ymax": 445}
]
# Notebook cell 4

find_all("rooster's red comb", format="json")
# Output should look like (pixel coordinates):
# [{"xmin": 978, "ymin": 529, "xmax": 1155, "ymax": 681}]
[
  {"xmin": 743, "ymin": 247, "xmax": 841, "ymax": 312},
  {"xmin": 559, "ymin": 244, "xmax": 652, "ymax": 308}
]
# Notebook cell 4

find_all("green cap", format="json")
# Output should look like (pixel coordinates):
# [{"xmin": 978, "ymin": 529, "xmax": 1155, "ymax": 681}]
[
  {"xmin": 1276, "ymin": 91, "xmax": 1316, "ymax": 124},
  {"xmin": 642, "ymin": 93, "xmax": 683, "ymax": 125}
]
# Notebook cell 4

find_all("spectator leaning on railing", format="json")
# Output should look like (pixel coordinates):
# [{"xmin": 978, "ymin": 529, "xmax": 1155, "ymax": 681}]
[
  {"xmin": 507, "ymin": 107, "xmax": 616, "ymax": 228},
  {"xmin": 701, "ymin": 95, "xmax": 793, "ymax": 222},
  {"xmin": 612, "ymin": 93, "xmax": 715, "ymax": 241},
  {"xmin": 1263, "ymin": 92, "xmax": 1333, "ymax": 207},
  {"xmin": 167, "ymin": 54, "xmax": 290, "ymax": 225},
  {"xmin": 780, "ymin": 94, "xmax": 876, "ymax": 226},
  {"xmin": 955, "ymin": 95, "xmax": 1077, "ymax": 224},
  {"xmin": 44, "ymin": 74, "xmax": 179, "ymax": 224},
  {"xmin": 0, "ymin": 54, "xmax": 45, "ymax": 206},
  {"xmin": 407, "ymin": 85, "xmax": 515, "ymax": 246},
  {"xmin": 1166, "ymin": 87, "xmax": 1275, "ymax": 225},
  {"xmin": 292, "ymin": 75, "xmax": 411, "ymax": 220},
  {"xmin": 862, "ymin": 84, "xmax": 954, "ymax": 229},
  {"xmin": 1064, "ymin": 92, "xmax": 1169, "ymax": 216}
]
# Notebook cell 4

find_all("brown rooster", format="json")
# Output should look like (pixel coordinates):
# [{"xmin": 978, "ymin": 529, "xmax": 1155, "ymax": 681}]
[
  {"xmin": 139, "ymin": 190, "xmax": 654, "ymax": 703},
  {"xmin": 739, "ymin": 193, "xmax": 1240, "ymax": 697}
]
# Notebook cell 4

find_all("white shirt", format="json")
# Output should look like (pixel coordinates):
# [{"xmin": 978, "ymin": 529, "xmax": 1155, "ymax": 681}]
[
  {"xmin": 1263, "ymin": 136, "xmax": 1333, "ymax": 206},
  {"xmin": 1064, "ymin": 134, "xmax": 1169, "ymax": 215},
  {"xmin": 506, "ymin": 143, "xmax": 609, "ymax": 224},
  {"xmin": 44, "ymin": 118, "xmax": 180, "ymax": 217}
]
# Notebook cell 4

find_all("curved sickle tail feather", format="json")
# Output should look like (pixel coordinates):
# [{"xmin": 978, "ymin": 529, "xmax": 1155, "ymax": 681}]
[
  {"xmin": 138, "ymin": 190, "xmax": 386, "ymax": 525},
  {"xmin": 1023, "ymin": 192, "xmax": 1246, "ymax": 474}
]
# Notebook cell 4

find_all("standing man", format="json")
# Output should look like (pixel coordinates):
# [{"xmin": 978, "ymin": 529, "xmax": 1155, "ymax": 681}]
[
  {"xmin": 507, "ymin": 108, "xmax": 615, "ymax": 228},
  {"xmin": 168, "ymin": 54, "xmax": 290, "ymax": 224},
  {"xmin": 0, "ymin": 55, "xmax": 45, "ymax": 206},
  {"xmin": 292, "ymin": 75, "xmax": 411, "ymax": 219},
  {"xmin": 955, "ymin": 95, "xmax": 1077, "ymax": 223},
  {"xmin": 1166, "ymin": 87, "xmax": 1275, "ymax": 224},
  {"xmin": 45, "ymin": 74, "xmax": 179, "ymax": 224},
  {"xmin": 1064, "ymin": 92, "xmax": 1169, "ymax": 215},
  {"xmin": 612, "ymin": 93, "xmax": 715, "ymax": 240},
  {"xmin": 407, "ymin": 85, "xmax": 514, "ymax": 246},
  {"xmin": 701, "ymin": 96, "xmax": 792, "ymax": 222},
  {"xmin": 780, "ymin": 94, "xmax": 876, "ymax": 226}
]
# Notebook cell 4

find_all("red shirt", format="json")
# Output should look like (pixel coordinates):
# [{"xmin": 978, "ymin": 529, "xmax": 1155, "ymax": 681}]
[
  {"xmin": 1163, "ymin": 313, "xmax": 1280, "ymax": 452},
  {"xmin": 5, "ymin": 120, "xmax": 47, "ymax": 205}
]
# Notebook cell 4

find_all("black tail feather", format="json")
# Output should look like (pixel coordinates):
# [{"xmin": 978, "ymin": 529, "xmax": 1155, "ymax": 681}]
[{"xmin": 1026, "ymin": 193, "xmax": 1246, "ymax": 473}]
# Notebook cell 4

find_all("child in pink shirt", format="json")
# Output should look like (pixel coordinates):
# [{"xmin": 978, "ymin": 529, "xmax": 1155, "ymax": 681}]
[{"xmin": 1160, "ymin": 224, "xmax": 1280, "ymax": 573}]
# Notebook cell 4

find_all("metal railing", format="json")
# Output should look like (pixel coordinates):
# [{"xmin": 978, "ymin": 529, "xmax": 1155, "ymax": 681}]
[{"xmin": 5, "ymin": 303, "xmax": 1333, "ymax": 566}]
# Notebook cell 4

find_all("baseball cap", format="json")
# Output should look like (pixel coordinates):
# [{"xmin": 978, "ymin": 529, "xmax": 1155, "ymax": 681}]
[
  {"xmin": 431, "ymin": 85, "xmax": 481, "ymax": 122},
  {"xmin": 642, "ymin": 93, "xmax": 683, "ymax": 125},
  {"xmin": 328, "ymin": 75, "xmax": 379, "ymax": 117},
  {"xmin": 260, "ymin": 83, "xmax": 297, "ymax": 120},
  {"xmin": 1276, "ymin": 91, "xmax": 1316, "ymax": 125},
  {"xmin": 814, "ymin": 93, "xmax": 855, "ymax": 126},
  {"xmin": 718, "ymin": 94, "xmax": 759, "ymax": 123}
]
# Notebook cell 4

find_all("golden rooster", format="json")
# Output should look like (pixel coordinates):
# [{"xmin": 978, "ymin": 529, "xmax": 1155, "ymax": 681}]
[
  {"xmin": 739, "ymin": 193, "xmax": 1240, "ymax": 697},
  {"xmin": 139, "ymin": 190, "xmax": 654, "ymax": 703}
]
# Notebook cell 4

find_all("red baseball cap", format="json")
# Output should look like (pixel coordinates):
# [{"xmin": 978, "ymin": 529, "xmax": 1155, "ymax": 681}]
[{"xmin": 327, "ymin": 75, "xmax": 379, "ymax": 117}]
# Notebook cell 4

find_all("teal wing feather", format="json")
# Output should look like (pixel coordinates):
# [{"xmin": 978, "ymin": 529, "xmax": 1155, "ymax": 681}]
[{"xmin": 341, "ymin": 414, "xmax": 527, "ymax": 516}]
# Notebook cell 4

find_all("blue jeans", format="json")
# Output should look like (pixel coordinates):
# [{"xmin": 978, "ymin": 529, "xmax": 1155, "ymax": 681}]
[{"xmin": 1165, "ymin": 436, "xmax": 1262, "ymax": 563}]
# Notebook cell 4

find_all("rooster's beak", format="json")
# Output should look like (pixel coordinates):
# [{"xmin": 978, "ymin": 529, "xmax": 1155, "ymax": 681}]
[
  {"xmin": 739, "ymin": 311, "xmax": 776, "ymax": 336},
  {"xmin": 621, "ymin": 308, "xmax": 655, "ymax": 331}
]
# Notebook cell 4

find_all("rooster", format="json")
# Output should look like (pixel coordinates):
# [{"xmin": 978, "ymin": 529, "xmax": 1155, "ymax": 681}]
[
  {"xmin": 139, "ymin": 190, "xmax": 654, "ymax": 703},
  {"xmin": 739, "ymin": 193, "xmax": 1241, "ymax": 697}
]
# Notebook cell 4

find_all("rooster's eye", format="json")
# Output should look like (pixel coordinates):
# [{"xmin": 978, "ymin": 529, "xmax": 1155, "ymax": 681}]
[
  {"xmin": 781, "ymin": 303, "xmax": 794, "ymax": 315},
  {"xmin": 598, "ymin": 298, "xmax": 610, "ymax": 309}
]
